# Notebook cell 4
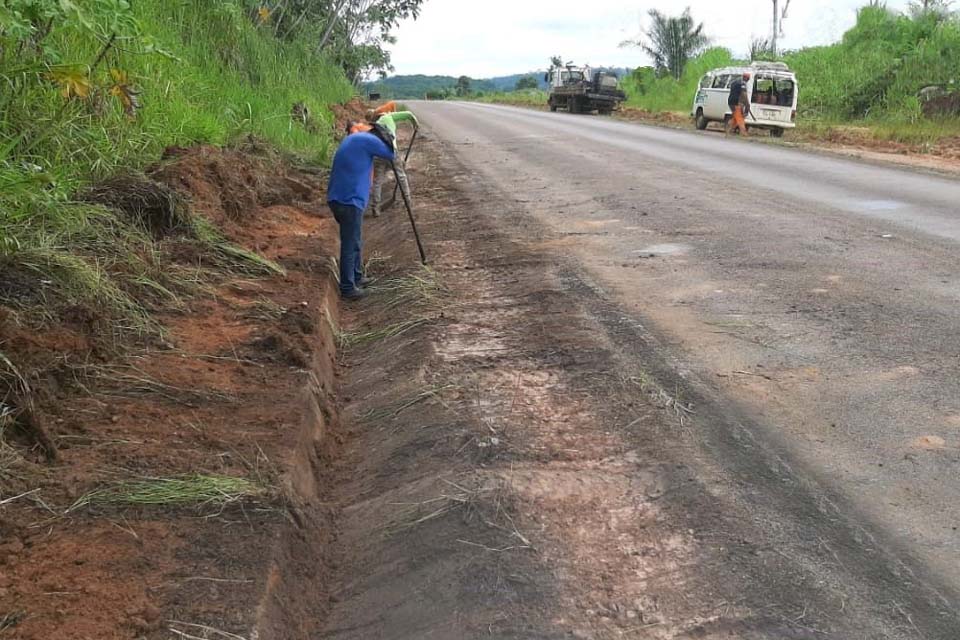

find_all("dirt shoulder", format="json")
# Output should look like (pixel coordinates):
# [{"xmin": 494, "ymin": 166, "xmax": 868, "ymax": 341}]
[{"xmin": 619, "ymin": 108, "xmax": 960, "ymax": 177}]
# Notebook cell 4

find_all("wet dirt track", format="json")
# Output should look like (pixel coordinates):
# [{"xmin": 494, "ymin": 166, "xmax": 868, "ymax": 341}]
[{"xmin": 402, "ymin": 101, "xmax": 960, "ymax": 637}]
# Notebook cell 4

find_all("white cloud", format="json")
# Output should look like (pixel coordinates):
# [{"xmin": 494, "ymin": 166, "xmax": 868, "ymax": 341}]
[{"xmin": 387, "ymin": 0, "xmax": 914, "ymax": 78}]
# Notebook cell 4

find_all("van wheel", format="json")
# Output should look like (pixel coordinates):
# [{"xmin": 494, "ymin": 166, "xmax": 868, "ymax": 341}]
[
  {"xmin": 695, "ymin": 109, "xmax": 709, "ymax": 130},
  {"xmin": 771, "ymin": 127, "xmax": 785, "ymax": 138}
]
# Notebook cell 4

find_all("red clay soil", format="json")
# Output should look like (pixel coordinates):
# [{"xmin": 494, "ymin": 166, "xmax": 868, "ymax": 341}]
[
  {"xmin": 0, "ymin": 145, "xmax": 344, "ymax": 639},
  {"xmin": 329, "ymin": 97, "xmax": 368, "ymax": 135}
]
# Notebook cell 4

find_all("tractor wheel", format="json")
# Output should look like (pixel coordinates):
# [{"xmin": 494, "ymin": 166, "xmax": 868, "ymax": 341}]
[
  {"xmin": 549, "ymin": 101, "xmax": 558, "ymax": 112},
  {"xmin": 569, "ymin": 97, "xmax": 581, "ymax": 114},
  {"xmin": 695, "ymin": 109, "xmax": 709, "ymax": 130}
]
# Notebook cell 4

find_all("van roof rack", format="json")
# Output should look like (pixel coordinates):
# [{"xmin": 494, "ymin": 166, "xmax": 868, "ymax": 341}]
[{"xmin": 750, "ymin": 61, "xmax": 791, "ymax": 71}]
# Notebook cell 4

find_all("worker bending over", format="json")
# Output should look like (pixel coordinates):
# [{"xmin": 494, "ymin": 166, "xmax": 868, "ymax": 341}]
[
  {"xmin": 348, "ymin": 103, "xmax": 418, "ymax": 217},
  {"xmin": 327, "ymin": 131, "xmax": 395, "ymax": 300},
  {"xmin": 369, "ymin": 107, "xmax": 417, "ymax": 217}
]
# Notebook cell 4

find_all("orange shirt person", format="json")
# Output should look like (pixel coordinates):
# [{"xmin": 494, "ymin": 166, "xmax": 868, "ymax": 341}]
[
  {"xmin": 726, "ymin": 73, "xmax": 751, "ymax": 136},
  {"xmin": 374, "ymin": 101, "xmax": 397, "ymax": 115}
]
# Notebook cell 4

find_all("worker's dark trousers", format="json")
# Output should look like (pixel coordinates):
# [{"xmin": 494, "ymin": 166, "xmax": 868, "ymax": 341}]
[{"xmin": 329, "ymin": 202, "xmax": 364, "ymax": 295}]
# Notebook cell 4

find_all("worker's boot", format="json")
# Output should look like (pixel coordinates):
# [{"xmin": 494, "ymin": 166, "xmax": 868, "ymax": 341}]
[{"xmin": 342, "ymin": 287, "xmax": 367, "ymax": 301}]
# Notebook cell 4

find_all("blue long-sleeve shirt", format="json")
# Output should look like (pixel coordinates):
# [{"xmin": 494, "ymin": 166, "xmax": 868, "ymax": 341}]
[{"xmin": 327, "ymin": 133, "xmax": 395, "ymax": 210}]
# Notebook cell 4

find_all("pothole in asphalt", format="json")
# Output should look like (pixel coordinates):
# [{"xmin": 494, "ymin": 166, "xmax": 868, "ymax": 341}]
[{"xmin": 634, "ymin": 243, "xmax": 691, "ymax": 257}]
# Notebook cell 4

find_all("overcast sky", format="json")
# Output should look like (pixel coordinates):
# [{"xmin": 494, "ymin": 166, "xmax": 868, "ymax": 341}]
[{"xmin": 387, "ymin": 0, "xmax": 914, "ymax": 78}]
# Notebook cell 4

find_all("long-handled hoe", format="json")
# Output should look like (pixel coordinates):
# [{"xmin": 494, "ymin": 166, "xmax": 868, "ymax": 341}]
[
  {"xmin": 391, "ymin": 160, "xmax": 428, "ymax": 265},
  {"xmin": 390, "ymin": 126, "xmax": 419, "ymax": 204}
]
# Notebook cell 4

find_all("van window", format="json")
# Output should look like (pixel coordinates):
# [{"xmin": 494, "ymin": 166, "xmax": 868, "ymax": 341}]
[
  {"xmin": 699, "ymin": 75, "xmax": 712, "ymax": 89},
  {"xmin": 712, "ymin": 75, "xmax": 730, "ymax": 89},
  {"xmin": 752, "ymin": 75, "xmax": 795, "ymax": 106}
]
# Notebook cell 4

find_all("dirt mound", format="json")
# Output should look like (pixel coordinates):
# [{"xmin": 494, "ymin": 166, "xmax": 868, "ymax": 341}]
[
  {"xmin": 923, "ymin": 92, "xmax": 960, "ymax": 118},
  {"xmin": 82, "ymin": 174, "xmax": 188, "ymax": 237},
  {"xmin": 618, "ymin": 106, "xmax": 690, "ymax": 127},
  {"xmin": 150, "ymin": 144, "xmax": 320, "ymax": 229},
  {"xmin": 330, "ymin": 96, "xmax": 368, "ymax": 135}
]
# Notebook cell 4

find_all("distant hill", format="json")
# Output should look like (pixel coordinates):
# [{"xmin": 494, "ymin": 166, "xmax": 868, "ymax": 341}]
[{"xmin": 365, "ymin": 68, "xmax": 631, "ymax": 99}]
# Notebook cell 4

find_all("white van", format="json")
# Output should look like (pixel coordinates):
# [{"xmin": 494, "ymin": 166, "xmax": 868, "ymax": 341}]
[{"xmin": 691, "ymin": 61, "xmax": 798, "ymax": 137}]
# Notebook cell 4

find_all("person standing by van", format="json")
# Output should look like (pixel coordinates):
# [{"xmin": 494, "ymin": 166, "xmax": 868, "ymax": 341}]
[{"xmin": 726, "ymin": 72, "xmax": 751, "ymax": 136}]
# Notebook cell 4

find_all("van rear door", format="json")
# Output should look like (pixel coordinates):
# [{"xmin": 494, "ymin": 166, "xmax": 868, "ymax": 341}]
[{"xmin": 750, "ymin": 75, "xmax": 797, "ymax": 126}]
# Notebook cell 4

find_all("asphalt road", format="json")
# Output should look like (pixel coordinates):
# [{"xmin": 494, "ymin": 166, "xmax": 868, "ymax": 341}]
[{"xmin": 411, "ymin": 101, "xmax": 960, "ymax": 617}]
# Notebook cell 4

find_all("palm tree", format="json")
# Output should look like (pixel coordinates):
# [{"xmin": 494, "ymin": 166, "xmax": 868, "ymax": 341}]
[{"xmin": 625, "ymin": 8, "xmax": 709, "ymax": 81}]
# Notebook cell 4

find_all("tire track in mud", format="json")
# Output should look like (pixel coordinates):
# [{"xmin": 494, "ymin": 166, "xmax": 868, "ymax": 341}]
[{"xmin": 314, "ymin": 133, "xmax": 958, "ymax": 639}]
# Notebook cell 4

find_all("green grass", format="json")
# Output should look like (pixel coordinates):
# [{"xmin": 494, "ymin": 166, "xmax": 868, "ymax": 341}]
[
  {"xmin": 0, "ymin": 1, "xmax": 351, "ymax": 336},
  {"xmin": 473, "ymin": 90, "xmax": 548, "ymax": 107}
]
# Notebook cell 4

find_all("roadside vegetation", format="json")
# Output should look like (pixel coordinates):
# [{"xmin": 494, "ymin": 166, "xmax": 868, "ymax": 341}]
[
  {"xmin": 622, "ymin": 2, "xmax": 960, "ymax": 144},
  {"xmin": 470, "ymin": 2, "xmax": 960, "ymax": 147},
  {"xmin": 0, "ymin": 1, "xmax": 419, "ymax": 453},
  {"xmin": 1, "ymin": 1, "xmax": 342, "ymax": 336}
]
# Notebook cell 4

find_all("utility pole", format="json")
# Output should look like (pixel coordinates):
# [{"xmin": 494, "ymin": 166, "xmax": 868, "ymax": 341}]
[
  {"xmin": 772, "ymin": 0, "xmax": 792, "ymax": 57},
  {"xmin": 772, "ymin": 0, "xmax": 779, "ymax": 56}
]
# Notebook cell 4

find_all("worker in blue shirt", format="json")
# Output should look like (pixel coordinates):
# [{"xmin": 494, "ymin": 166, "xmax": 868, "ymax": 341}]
[{"xmin": 327, "ymin": 132, "xmax": 395, "ymax": 299}]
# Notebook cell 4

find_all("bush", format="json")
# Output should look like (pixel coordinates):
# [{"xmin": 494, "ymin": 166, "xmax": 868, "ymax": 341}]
[{"xmin": 622, "ymin": 47, "xmax": 734, "ymax": 112}]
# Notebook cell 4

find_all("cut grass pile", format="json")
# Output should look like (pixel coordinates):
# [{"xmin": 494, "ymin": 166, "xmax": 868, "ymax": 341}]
[
  {"xmin": 339, "ymin": 317, "xmax": 432, "ymax": 349},
  {"xmin": 368, "ymin": 266, "xmax": 447, "ymax": 312},
  {"xmin": 70, "ymin": 474, "xmax": 265, "ymax": 511}
]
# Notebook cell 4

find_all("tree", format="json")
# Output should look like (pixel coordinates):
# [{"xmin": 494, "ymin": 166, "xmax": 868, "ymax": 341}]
[
  {"xmin": 550, "ymin": 55, "xmax": 564, "ymax": 70},
  {"xmin": 750, "ymin": 37, "xmax": 775, "ymax": 61},
  {"xmin": 455, "ymin": 76, "xmax": 471, "ymax": 96},
  {"xmin": 264, "ymin": 0, "xmax": 424, "ymax": 81},
  {"xmin": 909, "ymin": 0, "xmax": 954, "ymax": 20},
  {"xmin": 622, "ymin": 8, "xmax": 709, "ymax": 81},
  {"xmin": 515, "ymin": 75, "xmax": 538, "ymax": 91}
]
